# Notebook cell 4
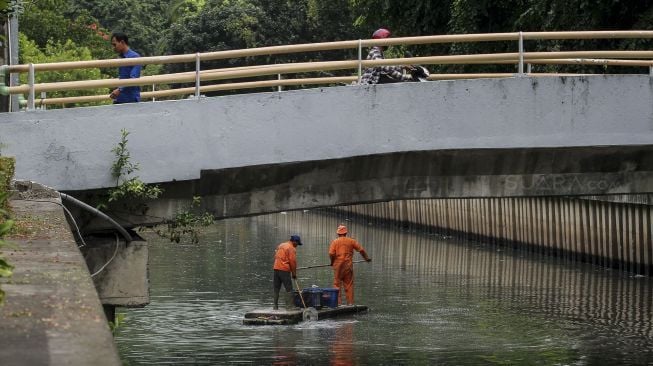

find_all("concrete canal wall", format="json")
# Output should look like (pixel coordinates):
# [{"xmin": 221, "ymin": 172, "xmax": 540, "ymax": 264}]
[
  {"xmin": 0, "ymin": 184, "xmax": 121, "ymax": 366},
  {"xmin": 328, "ymin": 196, "xmax": 653, "ymax": 275}
]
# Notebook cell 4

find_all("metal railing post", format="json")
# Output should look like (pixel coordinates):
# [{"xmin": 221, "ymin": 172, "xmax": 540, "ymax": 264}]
[
  {"xmin": 8, "ymin": 15, "xmax": 19, "ymax": 112},
  {"xmin": 40, "ymin": 91, "xmax": 46, "ymax": 110},
  {"xmin": 278, "ymin": 74, "xmax": 282, "ymax": 92},
  {"xmin": 195, "ymin": 52, "xmax": 201, "ymax": 99},
  {"xmin": 518, "ymin": 31, "xmax": 525, "ymax": 76},
  {"xmin": 28, "ymin": 63, "xmax": 35, "ymax": 110},
  {"xmin": 152, "ymin": 84, "xmax": 156, "ymax": 102},
  {"xmin": 527, "ymin": 63, "xmax": 532, "ymax": 74},
  {"xmin": 650, "ymin": 66, "xmax": 653, "ymax": 77},
  {"xmin": 357, "ymin": 39, "xmax": 362, "ymax": 84}
]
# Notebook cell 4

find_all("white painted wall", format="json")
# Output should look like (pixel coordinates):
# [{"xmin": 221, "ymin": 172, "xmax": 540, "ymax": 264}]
[{"xmin": 1, "ymin": 75, "xmax": 652, "ymax": 191}]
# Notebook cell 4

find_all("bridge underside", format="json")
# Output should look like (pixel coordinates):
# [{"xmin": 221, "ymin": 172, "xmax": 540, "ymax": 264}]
[{"xmin": 66, "ymin": 145, "xmax": 653, "ymax": 229}]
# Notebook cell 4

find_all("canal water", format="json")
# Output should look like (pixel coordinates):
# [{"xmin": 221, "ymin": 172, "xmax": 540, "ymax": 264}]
[{"xmin": 115, "ymin": 210, "xmax": 653, "ymax": 365}]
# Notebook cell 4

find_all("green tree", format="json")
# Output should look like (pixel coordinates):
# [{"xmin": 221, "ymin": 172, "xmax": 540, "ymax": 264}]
[
  {"xmin": 19, "ymin": 0, "xmax": 115, "ymax": 62},
  {"xmin": 19, "ymin": 33, "xmax": 109, "ymax": 106},
  {"xmin": 164, "ymin": 0, "xmax": 360, "ymax": 93},
  {"xmin": 349, "ymin": 0, "xmax": 653, "ymax": 73},
  {"xmin": 167, "ymin": 0, "xmax": 206, "ymax": 23},
  {"xmin": 68, "ymin": 0, "xmax": 174, "ymax": 56}
]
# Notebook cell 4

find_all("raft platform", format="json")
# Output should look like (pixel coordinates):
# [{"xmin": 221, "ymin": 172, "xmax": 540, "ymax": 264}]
[{"xmin": 243, "ymin": 305, "xmax": 368, "ymax": 325}]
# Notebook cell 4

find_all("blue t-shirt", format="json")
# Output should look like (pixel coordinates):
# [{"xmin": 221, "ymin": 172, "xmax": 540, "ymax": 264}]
[{"xmin": 116, "ymin": 48, "xmax": 141, "ymax": 103}]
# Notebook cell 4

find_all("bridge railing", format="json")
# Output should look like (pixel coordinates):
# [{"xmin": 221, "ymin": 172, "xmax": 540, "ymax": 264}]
[{"xmin": 2, "ymin": 30, "xmax": 653, "ymax": 110}]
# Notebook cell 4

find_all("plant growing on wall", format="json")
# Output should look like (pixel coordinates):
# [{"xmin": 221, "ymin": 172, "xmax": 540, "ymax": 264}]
[
  {"xmin": 100, "ymin": 128, "xmax": 162, "ymax": 213},
  {"xmin": 0, "ymin": 191, "xmax": 14, "ymax": 306},
  {"xmin": 154, "ymin": 195, "xmax": 213, "ymax": 244},
  {"xmin": 106, "ymin": 129, "xmax": 213, "ymax": 244},
  {"xmin": 0, "ymin": 157, "xmax": 16, "ymax": 306}
]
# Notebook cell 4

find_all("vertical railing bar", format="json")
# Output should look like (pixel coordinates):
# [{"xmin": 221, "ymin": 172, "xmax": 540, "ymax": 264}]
[
  {"xmin": 518, "ymin": 31, "xmax": 525, "ymax": 76},
  {"xmin": 152, "ymin": 83, "xmax": 156, "ymax": 102},
  {"xmin": 278, "ymin": 74, "xmax": 282, "ymax": 92},
  {"xmin": 40, "ymin": 91, "xmax": 46, "ymax": 110},
  {"xmin": 195, "ymin": 52, "xmax": 201, "ymax": 99},
  {"xmin": 527, "ymin": 63, "xmax": 532, "ymax": 74},
  {"xmin": 357, "ymin": 39, "xmax": 362, "ymax": 84},
  {"xmin": 28, "ymin": 63, "xmax": 35, "ymax": 110},
  {"xmin": 650, "ymin": 65, "xmax": 653, "ymax": 77},
  {"xmin": 8, "ymin": 14, "xmax": 19, "ymax": 112}
]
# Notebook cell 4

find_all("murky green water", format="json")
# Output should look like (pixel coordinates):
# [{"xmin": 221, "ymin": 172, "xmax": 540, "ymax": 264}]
[{"xmin": 115, "ymin": 210, "xmax": 653, "ymax": 365}]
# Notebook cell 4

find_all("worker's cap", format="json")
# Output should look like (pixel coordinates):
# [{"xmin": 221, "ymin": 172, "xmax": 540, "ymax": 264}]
[
  {"xmin": 336, "ymin": 225, "xmax": 348, "ymax": 235},
  {"xmin": 372, "ymin": 28, "xmax": 391, "ymax": 39},
  {"xmin": 290, "ymin": 235, "xmax": 303, "ymax": 245}
]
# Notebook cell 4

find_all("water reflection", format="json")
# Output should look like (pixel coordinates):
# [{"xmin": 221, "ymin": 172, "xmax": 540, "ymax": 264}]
[
  {"xmin": 329, "ymin": 321, "xmax": 354, "ymax": 366},
  {"xmin": 116, "ymin": 210, "xmax": 653, "ymax": 365}
]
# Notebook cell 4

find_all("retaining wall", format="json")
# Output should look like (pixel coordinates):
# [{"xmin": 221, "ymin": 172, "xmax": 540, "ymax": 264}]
[{"xmin": 328, "ymin": 197, "xmax": 652, "ymax": 275}]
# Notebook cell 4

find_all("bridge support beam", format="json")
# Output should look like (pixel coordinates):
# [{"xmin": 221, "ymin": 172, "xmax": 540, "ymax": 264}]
[
  {"xmin": 65, "ymin": 144, "xmax": 652, "ymax": 231},
  {"xmin": 80, "ymin": 235, "xmax": 149, "ymax": 310}
]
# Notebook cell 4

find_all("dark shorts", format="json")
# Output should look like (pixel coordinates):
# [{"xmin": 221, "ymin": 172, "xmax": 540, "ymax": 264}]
[{"xmin": 273, "ymin": 270, "xmax": 293, "ymax": 292}]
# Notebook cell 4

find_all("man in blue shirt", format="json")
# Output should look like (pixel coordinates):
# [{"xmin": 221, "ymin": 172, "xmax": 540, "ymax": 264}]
[{"xmin": 109, "ymin": 32, "xmax": 141, "ymax": 104}]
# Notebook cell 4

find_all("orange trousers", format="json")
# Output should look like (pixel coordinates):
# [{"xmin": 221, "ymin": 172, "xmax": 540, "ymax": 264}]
[{"xmin": 332, "ymin": 261, "xmax": 355, "ymax": 305}]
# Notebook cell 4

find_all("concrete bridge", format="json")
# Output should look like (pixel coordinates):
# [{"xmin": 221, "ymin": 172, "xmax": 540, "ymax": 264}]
[
  {"xmin": 1, "ymin": 75, "xmax": 652, "ymax": 221},
  {"xmin": 2, "ymin": 71, "xmax": 652, "ymax": 341}
]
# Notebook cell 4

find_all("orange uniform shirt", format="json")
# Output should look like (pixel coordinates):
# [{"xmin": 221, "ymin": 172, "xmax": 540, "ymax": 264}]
[
  {"xmin": 273, "ymin": 241, "xmax": 297, "ymax": 273},
  {"xmin": 329, "ymin": 237, "xmax": 364, "ymax": 265}
]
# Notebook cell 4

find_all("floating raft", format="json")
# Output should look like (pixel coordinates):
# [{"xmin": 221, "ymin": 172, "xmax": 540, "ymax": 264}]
[{"xmin": 243, "ymin": 305, "xmax": 368, "ymax": 325}]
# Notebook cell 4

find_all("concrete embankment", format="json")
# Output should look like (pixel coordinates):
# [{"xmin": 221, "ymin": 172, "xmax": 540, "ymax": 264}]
[
  {"xmin": 328, "ymin": 195, "xmax": 652, "ymax": 276},
  {"xmin": 0, "ymin": 186, "xmax": 121, "ymax": 365}
]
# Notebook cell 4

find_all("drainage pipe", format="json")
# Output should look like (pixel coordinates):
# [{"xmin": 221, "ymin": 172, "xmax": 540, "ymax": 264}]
[{"xmin": 59, "ymin": 193, "xmax": 133, "ymax": 243}]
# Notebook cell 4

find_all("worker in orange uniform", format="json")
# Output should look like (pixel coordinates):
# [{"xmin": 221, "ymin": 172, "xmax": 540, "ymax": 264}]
[
  {"xmin": 329, "ymin": 225, "xmax": 371, "ymax": 306},
  {"xmin": 273, "ymin": 235, "xmax": 302, "ymax": 310}
]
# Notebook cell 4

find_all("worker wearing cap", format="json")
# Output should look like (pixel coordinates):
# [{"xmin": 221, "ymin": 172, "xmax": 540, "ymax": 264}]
[
  {"xmin": 359, "ymin": 28, "xmax": 414, "ymax": 85},
  {"xmin": 273, "ymin": 234, "xmax": 302, "ymax": 310},
  {"xmin": 329, "ymin": 225, "xmax": 371, "ymax": 305}
]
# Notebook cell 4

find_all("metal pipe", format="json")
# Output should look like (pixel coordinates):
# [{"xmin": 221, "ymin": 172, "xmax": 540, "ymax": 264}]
[
  {"xmin": 518, "ymin": 31, "xmax": 524, "ymax": 76},
  {"xmin": 195, "ymin": 52, "xmax": 200, "ymax": 99},
  {"xmin": 358, "ymin": 39, "xmax": 362, "ymax": 83},
  {"xmin": 35, "ymin": 76, "xmax": 358, "ymax": 105},
  {"xmin": 40, "ymin": 91, "xmax": 46, "ymax": 110},
  {"xmin": 6, "ymin": 30, "xmax": 653, "ymax": 73},
  {"xmin": 277, "ymin": 74, "xmax": 282, "ymax": 92},
  {"xmin": 8, "ymin": 15, "xmax": 19, "ymax": 112},
  {"xmin": 28, "ymin": 63, "xmax": 35, "ymax": 110},
  {"xmin": 59, "ymin": 193, "xmax": 133, "ymax": 243},
  {"xmin": 6, "ymin": 51, "xmax": 653, "ymax": 95}
]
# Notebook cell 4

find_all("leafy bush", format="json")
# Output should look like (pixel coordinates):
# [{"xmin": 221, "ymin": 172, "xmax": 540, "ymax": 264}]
[
  {"xmin": 0, "ymin": 157, "xmax": 15, "ymax": 305},
  {"xmin": 0, "ymin": 157, "xmax": 15, "ymax": 212},
  {"xmin": 19, "ymin": 33, "xmax": 110, "ymax": 107}
]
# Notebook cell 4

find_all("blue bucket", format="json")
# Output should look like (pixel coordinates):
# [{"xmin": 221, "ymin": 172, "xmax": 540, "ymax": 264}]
[
  {"xmin": 320, "ymin": 288, "xmax": 339, "ymax": 308},
  {"xmin": 293, "ymin": 289, "xmax": 323, "ymax": 309},
  {"xmin": 305, "ymin": 288, "xmax": 323, "ymax": 309}
]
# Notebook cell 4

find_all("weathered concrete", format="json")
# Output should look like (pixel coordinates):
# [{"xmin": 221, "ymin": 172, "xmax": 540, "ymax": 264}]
[
  {"xmin": 81, "ymin": 236, "xmax": 149, "ymax": 307},
  {"xmin": 196, "ymin": 145, "xmax": 653, "ymax": 219},
  {"xmin": 65, "ymin": 144, "xmax": 653, "ymax": 230},
  {"xmin": 0, "ymin": 191, "xmax": 120, "ymax": 365},
  {"xmin": 10, "ymin": 181, "xmax": 150, "ymax": 308},
  {"xmin": 1, "ymin": 75, "xmax": 652, "ymax": 193}
]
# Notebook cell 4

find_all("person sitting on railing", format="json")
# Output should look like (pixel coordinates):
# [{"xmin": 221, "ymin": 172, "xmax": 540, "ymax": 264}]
[
  {"xmin": 359, "ymin": 28, "xmax": 413, "ymax": 85},
  {"xmin": 109, "ymin": 32, "xmax": 142, "ymax": 104}
]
